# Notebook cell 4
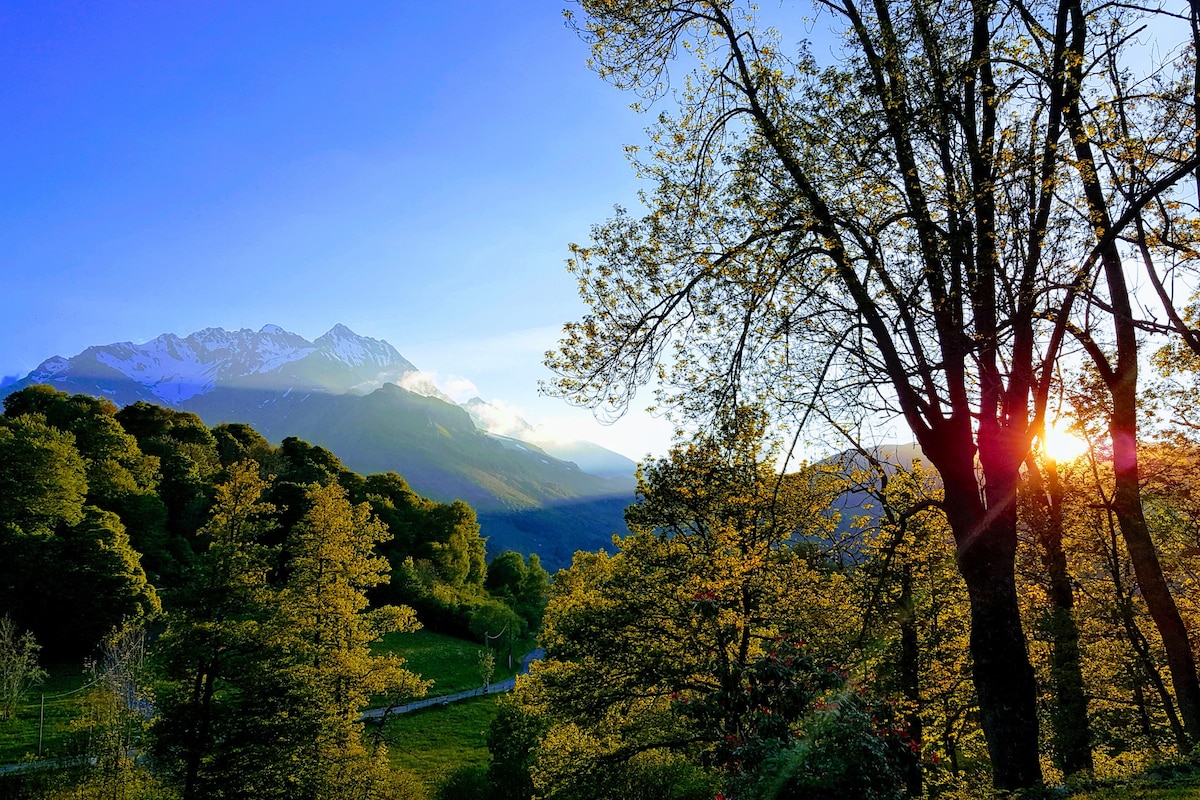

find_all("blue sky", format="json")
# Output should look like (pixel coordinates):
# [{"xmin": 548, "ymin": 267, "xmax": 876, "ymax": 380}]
[{"xmin": 0, "ymin": 1, "xmax": 680, "ymax": 459}]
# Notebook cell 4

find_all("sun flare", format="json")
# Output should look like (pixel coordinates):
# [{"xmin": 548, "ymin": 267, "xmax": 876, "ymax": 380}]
[{"xmin": 1041, "ymin": 423, "xmax": 1088, "ymax": 462}]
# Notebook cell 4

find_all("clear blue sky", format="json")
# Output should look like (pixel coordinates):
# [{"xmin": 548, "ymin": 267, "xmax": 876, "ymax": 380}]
[{"xmin": 0, "ymin": 1, "xmax": 680, "ymax": 459}]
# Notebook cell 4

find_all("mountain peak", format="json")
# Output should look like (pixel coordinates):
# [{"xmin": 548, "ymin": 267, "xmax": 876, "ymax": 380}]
[
  {"xmin": 313, "ymin": 325, "xmax": 411, "ymax": 374},
  {"xmin": 3, "ymin": 324, "xmax": 418, "ymax": 406},
  {"xmin": 321, "ymin": 323, "xmax": 358, "ymax": 339}
]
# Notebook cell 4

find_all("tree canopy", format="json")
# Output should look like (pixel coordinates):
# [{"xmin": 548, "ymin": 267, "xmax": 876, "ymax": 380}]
[{"xmin": 547, "ymin": 0, "xmax": 1200, "ymax": 787}]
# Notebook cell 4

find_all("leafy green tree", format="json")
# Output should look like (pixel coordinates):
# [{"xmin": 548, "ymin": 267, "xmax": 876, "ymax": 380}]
[
  {"xmin": 360, "ymin": 472, "xmax": 493, "ymax": 638},
  {"xmin": 0, "ymin": 614, "xmax": 44, "ymax": 721},
  {"xmin": 469, "ymin": 598, "xmax": 523, "ymax": 650},
  {"xmin": 845, "ymin": 463, "xmax": 981, "ymax": 787},
  {"xmin": 487, "ymin": 698, "xmax": 549, "ymax": 800},
  {"xmin": 424, "ymin": 500, "xmax": 486, "ymax": 588},
  {"xmin": 508, "ymin": 413, "xmax": 856, "ymax": 796},
  {"xmin": 485, "ymin": 551, "xmax": 528, "ymax": 600},
  {"xmin": 0, "ymin": 413, "xmax": 87, "ymax": 533},
  {"xmin": 47, "ymin": 507, "xmax": 160, "ymax": 656},
  {"xmin": 151, "ymin": 461, "xmax": 281, "ymax": 800},
  {"xmin": 212, "ymin": 422, "xmax": 276, "ymax": 469},
  {"xmin": 359, "ymin": 472, "xmax": 424, "ymax": 555},
  {"xmin": 3, "ymin": 387, "xmax": 178, "ymax": 583},
  {"xmin": 117, "ymin": 401, "xmax": 220, "ymax": 545},
  {"xmin": 0, "ymin": 414, "xmax": 157, "ymax": 657},
  {"xmin": 486, "ymin": 551, "xmax": 550, "ymax": 632},
  {"xmin": 156, "ymin": 466, "xmax": 429, "ymax": 800},
  {"xmin": 478, "ymin": 649, "xmax": 496, "ymax": 689},
  {"xmin": 748, "ymin": 694, "xmax": 910, "ymax": 800},
  {"xmin": 3, "ymin": 386, "xmax": 158, "ymax": 505},
  {"xmin": 252, "ymin": 480, "xmax": 426, "ymax": 799}
]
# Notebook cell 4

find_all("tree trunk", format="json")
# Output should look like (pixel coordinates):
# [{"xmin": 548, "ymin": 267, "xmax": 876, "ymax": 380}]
[
  {"xmin": 1025, "ymin": 458, "xmax": 1093, "ymax": 774},
  {"xmin": 1100, "ymin": 508, "xmax": 1190, "ymax": 750},
  {"xmin": 956, "ymin": 548, "xmax": 1042, "ymax": 789},
  {"xmin": 926, "ymin": 425, "xmax": 1043, "ymax": 789},
  {"xmin": 1060, "ymin": 0, "xmax": 1200, "ymax": 742},
  {"xmin": 183, "ymin": 660, "xmax": 216, "ymax": 800},
  {"xmin": 1107, "ymin": 383, "xmax": 1200, "ymax": 744}
]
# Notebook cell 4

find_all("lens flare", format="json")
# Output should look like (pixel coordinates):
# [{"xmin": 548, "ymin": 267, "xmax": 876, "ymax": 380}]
[{"xmin": 1041, "ymin": 423, "xmax": 1087, "ymax": 462}]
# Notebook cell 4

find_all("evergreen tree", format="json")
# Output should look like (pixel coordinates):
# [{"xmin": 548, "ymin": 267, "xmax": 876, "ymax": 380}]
[
  {"xmin": 154, "ymin": 472, "xmax": 426, "ymax": 800},
  {"xmin": 151, "ymin": 462, "xmax": 279, "ymax": 800},
  {"xmin": 259, "ymin": 480, "xmax": 426, "ymax": 799}
]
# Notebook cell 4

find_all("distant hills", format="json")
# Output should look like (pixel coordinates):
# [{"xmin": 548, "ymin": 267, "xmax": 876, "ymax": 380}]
[{"xmin": 1, "ymin": 324, "xmax": 637, "ymax": 568}]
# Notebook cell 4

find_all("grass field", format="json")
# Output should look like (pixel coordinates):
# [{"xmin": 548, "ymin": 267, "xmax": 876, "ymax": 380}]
[
  {"xmin": 371, "ymin": 628, "xmax": 535, "ymax": 699},
  {"xmin": 0, "ymin": 628, "xmax": 525, "ymax": 768},
  {"xmin": 0, "ymin": 662, "xmax": 94, "ymax": 764},
  {"xmin": 377, "ymin": 694, "xmax": 501, "ymax": 786}
]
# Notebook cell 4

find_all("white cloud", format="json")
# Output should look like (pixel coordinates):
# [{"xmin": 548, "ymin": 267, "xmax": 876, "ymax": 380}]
[
  {"xmin": 469, "ymin": 398, "xmax": 535, "ymax": 439},
  {"xmin": 397, "ymin": 371, "xmax": 479, "ymax": 403}
]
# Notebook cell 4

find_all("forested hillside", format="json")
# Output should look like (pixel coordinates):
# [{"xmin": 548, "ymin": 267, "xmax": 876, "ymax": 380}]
[
  {"xmin": 0, "ymin": 385, "xmax": 546, "ymax": 659},
  {"xmin": 0, "ymin": 384, "xmax": 551, "ymax": 798}
]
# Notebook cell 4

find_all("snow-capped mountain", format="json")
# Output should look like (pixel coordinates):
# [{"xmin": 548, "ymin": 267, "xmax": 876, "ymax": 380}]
[{"xmin": 7, "ymin": 324, "xmax": 417, "ymax": 406}]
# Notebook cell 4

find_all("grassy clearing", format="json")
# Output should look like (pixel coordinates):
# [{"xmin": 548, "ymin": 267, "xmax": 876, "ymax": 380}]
[
  {"xmin": 0, "ymin": 630, "xmax": 520, "ymax": 768},
  {"xmin": 371, "ymin": 629, "xmax": 535, "ymax": 698},
  {"xmin": 1072, "ymin": 790, "xmax": 1200, "ymax": 799},
  {"xmin": 377, "ymin": 694, "xmax": 500, "ymax": 786},
  {"xmin": 1063, "ymin": 766, "xmax": 1200, "ymax": 799},
  {"xmin": 0, "ymin": 662, "xmax": 92, "ymax": 764}
]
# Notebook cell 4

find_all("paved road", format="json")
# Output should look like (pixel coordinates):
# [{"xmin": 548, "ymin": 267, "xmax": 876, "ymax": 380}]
[{"xmin": 361, "ymin": 648, "xmax": 544, "ymax": 720}]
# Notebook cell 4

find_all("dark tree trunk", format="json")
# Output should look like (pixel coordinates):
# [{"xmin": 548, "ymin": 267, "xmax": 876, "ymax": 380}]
[
  {"xmin": 1107, "ymin": 384, "xmax": 1200, "ymax": 744},
  {"xmin": 1101, "ymin": 508, "xmax": 1192, "ymax": 750},
  {"xmin": 925, "ymin": 424, "xmax": 1042, "ymax": 790},
  {"xmin": 1025, "ymin": 458, "xmax": 1093, "ymax": 774},
  {"xmin": 183, "ymin": 661, "xmax": 217, "ymax": 800},
  {"xmin": 956, "ymin": 547, "xmax": 1042, "ymax": 790},
  {"xmin": 1060, "ymin": 0, "xmax": 1200, "ymax": 743}
]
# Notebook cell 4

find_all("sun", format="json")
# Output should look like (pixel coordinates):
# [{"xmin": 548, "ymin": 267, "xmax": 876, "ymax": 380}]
[{"xmin": 1040, "ymin": 422, "xmax": 1088, "ymax": 462}]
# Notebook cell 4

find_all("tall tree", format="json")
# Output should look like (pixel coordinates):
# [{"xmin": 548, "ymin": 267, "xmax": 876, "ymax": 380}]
[
  {"xmin": 511, "ymin": 413, "xmax": 861, "ymax": 797},
  {"xmin": 1054, "ymin": 25, "xmax": 1200, "ymax": 741},
  {"xmin": 151, "ymin": 462, "xmax": 280, "ymax": 800},
  {"xmin": 547, "ymin": 0, "xmax": 1199, "ymax": 786},
  {"xmin": 261, "ymin": 481, "xmax": 426, "ymax": 799}
]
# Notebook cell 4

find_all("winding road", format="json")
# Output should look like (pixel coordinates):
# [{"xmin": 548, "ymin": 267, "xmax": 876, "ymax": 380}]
[{"xmin": 360, "ymin": 648, "xmax": 544, "ymax": 720}]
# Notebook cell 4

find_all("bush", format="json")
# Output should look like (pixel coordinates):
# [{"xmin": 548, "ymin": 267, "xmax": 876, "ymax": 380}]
[
  {"xmin": 746, "ymin": 693, "xmax": 913, "ymax": 800},
  {"xmin": 435, "ymin": 763, "xmax": 490, "ymax": 800}
]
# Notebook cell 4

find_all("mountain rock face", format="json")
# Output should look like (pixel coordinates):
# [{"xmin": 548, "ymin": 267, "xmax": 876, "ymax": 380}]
[
  {"xmin": 2, "ymin": 325, "xmax": 635, "ymax": 567},
  {"xmin": 9, "ymin": 324, "xmax": 417, "ymax": 406}
]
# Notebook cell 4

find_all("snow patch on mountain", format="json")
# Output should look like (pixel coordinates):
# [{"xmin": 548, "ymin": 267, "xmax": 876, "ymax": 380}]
[
  {"xmin": 7, "ymin": 324, "xmax": 417, "ymax": 407},
  {"xmin": 315, "ymin": 324, "xmax": 403, "ymax": 368},
  {"xmin": 31, "ymin": 356, "xmax": 71, "ymax": 377}
]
